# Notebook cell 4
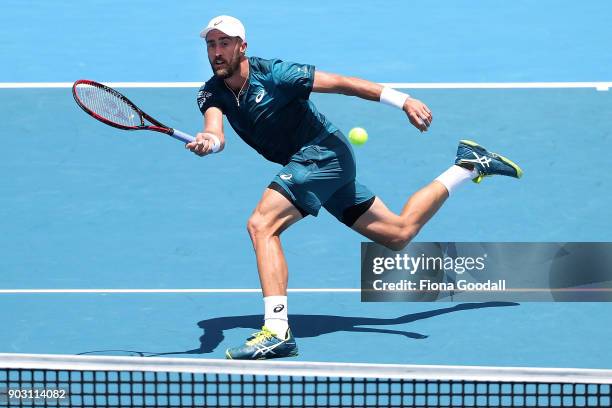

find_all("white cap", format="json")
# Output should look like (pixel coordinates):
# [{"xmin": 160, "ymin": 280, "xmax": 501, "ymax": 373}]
[{"xmin": 200, "ymin": 15, "xmax": 246, "ymax": 41}]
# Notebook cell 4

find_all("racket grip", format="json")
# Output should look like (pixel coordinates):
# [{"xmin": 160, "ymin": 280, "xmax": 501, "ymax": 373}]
[{"xmin": 171, "ymin": 129, "xmax": 195, "ymax": 143}]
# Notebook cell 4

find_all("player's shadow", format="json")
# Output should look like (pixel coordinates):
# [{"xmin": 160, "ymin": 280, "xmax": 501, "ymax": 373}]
[{"xmin": 153, "ymin": 302, "xmax": 518, "ymax": 356}]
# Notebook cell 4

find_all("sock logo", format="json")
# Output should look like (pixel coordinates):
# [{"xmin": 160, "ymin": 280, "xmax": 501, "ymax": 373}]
[{"xmin": 273, "ymin": 305, "xmax": 285, "ymax": 313}]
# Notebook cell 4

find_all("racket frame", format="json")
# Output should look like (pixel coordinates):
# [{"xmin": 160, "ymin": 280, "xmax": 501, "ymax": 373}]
[{"xmin": 72, "ymin": 79, "xmax": 194, "ymax": 143}]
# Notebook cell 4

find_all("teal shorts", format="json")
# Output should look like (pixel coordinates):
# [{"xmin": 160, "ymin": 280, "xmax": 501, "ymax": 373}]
[{"xmin": 270, "ymin": 131, "xmax": 375, "ymax": 226}]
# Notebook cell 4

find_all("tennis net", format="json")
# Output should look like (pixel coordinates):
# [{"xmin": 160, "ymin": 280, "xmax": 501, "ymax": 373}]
[{"xmin": 1, "ymin": 353, "xmax": 611, "ymax": 407}]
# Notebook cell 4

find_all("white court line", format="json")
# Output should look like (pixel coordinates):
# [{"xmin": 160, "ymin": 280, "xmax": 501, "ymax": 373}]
[
  {"xmin": 0, "ymin": 288, "xmax": 360, "ymax": 294},
  {"xmin": 0, "ymin": 81, "xmax": 610, "ymax": 90}
]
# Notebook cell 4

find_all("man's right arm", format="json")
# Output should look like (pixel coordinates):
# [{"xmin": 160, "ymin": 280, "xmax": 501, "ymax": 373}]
[{"xmin": 186, "ymin": 107, "xmax": 225, "ymax": 156}]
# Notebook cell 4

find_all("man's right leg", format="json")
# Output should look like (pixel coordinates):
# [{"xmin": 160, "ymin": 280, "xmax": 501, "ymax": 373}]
[
  {"xmin": 225, "ymin": 187, "xmax": 303, "ymax": 360},
  {"xmin": 247, "ymin": 187, "xmax": 304, "ymax": 297}
]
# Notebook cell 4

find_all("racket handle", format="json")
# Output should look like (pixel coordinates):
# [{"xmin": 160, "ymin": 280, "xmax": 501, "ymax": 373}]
[{"xmin": 171, "ymin": 129, "xmax": 195, "ymax": 143}]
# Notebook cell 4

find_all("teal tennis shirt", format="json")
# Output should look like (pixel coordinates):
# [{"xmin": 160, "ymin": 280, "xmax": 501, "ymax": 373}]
[{"xmin": 197, "ymin": 57, "xmax": 339, "ymax": 165}]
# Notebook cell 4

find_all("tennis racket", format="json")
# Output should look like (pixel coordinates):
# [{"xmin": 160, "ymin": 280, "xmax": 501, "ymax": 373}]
[{"xmin": 72, "ymin": 79, "xmax": 194, "ymax": 143}]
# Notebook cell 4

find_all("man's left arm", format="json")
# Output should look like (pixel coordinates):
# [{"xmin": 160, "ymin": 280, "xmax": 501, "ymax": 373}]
[{"xmin": 312, "ymin": 71, "xmax": 432, "ymax": 132}]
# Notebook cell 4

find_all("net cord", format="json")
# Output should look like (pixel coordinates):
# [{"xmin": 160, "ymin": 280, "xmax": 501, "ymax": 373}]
[{"xmin": 1, "ymin": 354, "xmax": 611, "ymax": 385}]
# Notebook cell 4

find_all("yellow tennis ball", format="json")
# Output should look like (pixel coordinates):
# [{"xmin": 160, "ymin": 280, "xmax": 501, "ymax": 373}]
[{"xmin": 348, "ymin": 127, "xmax": 368, "ymax": 146}]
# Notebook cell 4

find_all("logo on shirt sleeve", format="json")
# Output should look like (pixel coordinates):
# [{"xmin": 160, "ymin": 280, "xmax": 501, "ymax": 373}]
[{"xmin": 197, "ymin": 88, "xmax": 213, "ymax": 109}]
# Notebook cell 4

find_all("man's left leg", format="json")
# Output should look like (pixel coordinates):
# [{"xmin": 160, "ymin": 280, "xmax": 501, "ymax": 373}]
[
  {"xmin": 351, "ymin": 182, "xmax": 449, "ymax": 250},
  {"xmin": 343, "ymin": 140, "xmax": 523, "ymax": 249}
]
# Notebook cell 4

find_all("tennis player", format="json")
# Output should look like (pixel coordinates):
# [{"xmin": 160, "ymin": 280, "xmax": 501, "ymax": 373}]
[{"xmin": 188, "ymin": 16, "xmax": 523, "ymax": 360}]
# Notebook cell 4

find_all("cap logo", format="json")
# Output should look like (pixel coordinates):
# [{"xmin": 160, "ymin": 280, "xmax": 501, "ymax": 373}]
[{"xmin": 214, "ymin": 20, "xmax": 223, "ymax": 26}]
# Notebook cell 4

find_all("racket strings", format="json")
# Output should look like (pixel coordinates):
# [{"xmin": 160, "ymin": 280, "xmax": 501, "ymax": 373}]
[{"xmin": 77, "ymin": 84, "xmax": 141, "ymax": 127}]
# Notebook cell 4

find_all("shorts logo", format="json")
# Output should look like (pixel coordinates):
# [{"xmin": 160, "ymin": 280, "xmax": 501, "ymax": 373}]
[
  {"xmin": 273, "ymin": 305, "xmax": 285, "ymax": 313},
  {"xmin": 280, "ymin": 174, "xmax": 292, "ymax": 181},
  {"xmin": 197, "ymin": 89, "xmax": 213, "ymax": 109},
  {"xmin": 255, "ymin": 89, "xmax": 265, "ymax": 103}
]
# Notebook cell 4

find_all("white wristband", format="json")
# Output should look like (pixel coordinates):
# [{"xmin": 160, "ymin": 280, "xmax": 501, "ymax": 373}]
[
  {"xmin": 380, "ymin": 87, "xmax": 410, "ymax": 109},
  {"xmin": 204, "ymin": 133, "xmax": 221, "ymax": 153}
]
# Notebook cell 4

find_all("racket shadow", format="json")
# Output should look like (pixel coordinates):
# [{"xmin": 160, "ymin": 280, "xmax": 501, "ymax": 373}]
[{"xmin": 149, "ymin": 301, "xmax": 518, "ymax": 356}]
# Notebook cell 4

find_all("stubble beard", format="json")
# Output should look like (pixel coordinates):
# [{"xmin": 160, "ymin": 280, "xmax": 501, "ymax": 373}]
[{"xmin": 211, "ymin": 52, "xmax": 241, "ymax": 79}]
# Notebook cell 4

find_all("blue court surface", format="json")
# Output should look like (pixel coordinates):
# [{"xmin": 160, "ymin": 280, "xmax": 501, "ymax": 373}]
[{"xmin": 1, "ymin": 0, "xmax": 612, "ymax": 372}]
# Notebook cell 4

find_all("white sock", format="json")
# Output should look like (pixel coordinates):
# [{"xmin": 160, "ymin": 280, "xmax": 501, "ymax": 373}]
[
  {"xmin": 264, "ymin": 296, "xmax": 289, "ymax": 338},
  {"xmin": 434, "ymin": 165, "xmax": 479, "ymax": 195}
]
